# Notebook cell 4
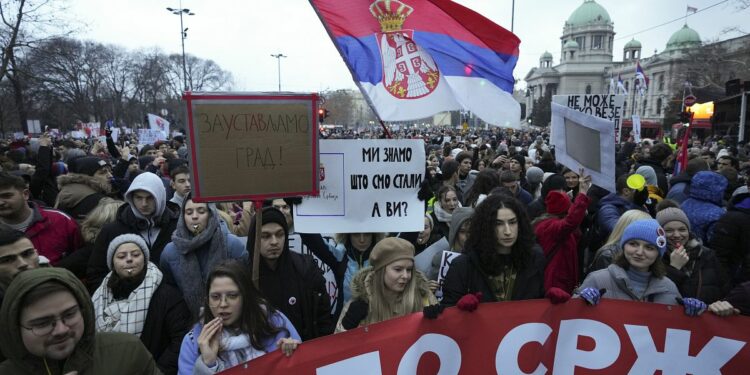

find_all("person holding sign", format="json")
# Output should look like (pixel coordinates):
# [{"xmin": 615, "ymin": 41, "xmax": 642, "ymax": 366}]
[
  {"xmin": 576, "ymin": 219, "xmax": 707, "ymax": 317},
  {"xmin": 533, "ymin": 169, "xmax": 592, "ymax": 295},
  {"xmin": 336, "ymin": 238, "xmax": 436, "ymax": 332},
  {"xmin": 177, "ymin": 261, "xmax": 300, "ymax": 374},
  {"xmin": 440, "ymin": 194, "xmax": 545, "ymax": 307}
]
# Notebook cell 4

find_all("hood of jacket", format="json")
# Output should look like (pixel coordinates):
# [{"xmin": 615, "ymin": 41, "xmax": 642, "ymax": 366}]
[
  {"xmin": 124, "ymin": 172, "xmax": 166, "ymax": 221},
  {"xmin": 688, "ymin": 171, "xmax": 727, "ymax": 205},
  {"xmin": 56, "ymin": 173, "xmax": 112, "ymax": 208},
  {"xmin": 598, "ymin": 192, "xmax": 637, "ymax": 211},
  {"xmin": 0, "ymin": 268, "xmax": 96, "ymax": 372},
  {"xmin": 448, "ymin": 207, "xmax": 474, "ymax": 249},
  {"xmin": 728, "ymin": 192, "xmax": 750, "ymax": 214}
]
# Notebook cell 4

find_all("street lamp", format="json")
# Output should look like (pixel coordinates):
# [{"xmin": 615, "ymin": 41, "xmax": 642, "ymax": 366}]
[
  {"xmin": 270, "ymin": 53, "xmax": 287, "ymax": 91},
  {"xmin": 166, "ymin": 4, "xmax": 195, "ymax": 92}
]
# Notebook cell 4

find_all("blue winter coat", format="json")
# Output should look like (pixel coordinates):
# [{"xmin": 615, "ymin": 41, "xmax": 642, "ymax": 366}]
[
  {"xmin": 681, "ymin": 171, "xmax": 727, "ymax": 245},
  {"xmin": 160, "ymin": 223, "xmax": 248, "ymax": 290},
  {"xmin": 596, "ymin": 193, "xmax": 644, "ymax": 236}
]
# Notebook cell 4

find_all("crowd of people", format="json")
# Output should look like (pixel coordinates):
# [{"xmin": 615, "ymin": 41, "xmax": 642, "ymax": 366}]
[{"xmin": 0, "ymin": 124, "xmax": 748, "ymax": 374}]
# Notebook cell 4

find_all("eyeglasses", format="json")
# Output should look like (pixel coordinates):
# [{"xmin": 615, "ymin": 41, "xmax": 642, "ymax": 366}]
[
  {"xmin": 208, "ymin": 292, "xmax": 241, "ymax": 307},
  {"xmin": 21, "ymin": 306, "xmax": 81, "ymax": 336}
]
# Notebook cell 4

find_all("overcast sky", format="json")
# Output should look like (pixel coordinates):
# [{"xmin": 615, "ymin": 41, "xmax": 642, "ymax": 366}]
[{"xmin": 65, "ymin": 0, "xmax": 748, "ymax": 92}]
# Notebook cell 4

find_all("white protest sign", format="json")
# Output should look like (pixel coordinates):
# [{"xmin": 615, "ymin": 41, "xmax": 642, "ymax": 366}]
[
  {"xmin": 87, "ymin": 122, "xmax": 101, "ymax": 137},
  {"xmin": 294, "ymin": 139, "xmax": 425, "ymax": 233},
  {"xmin": 552, "ymin": 94, "xmax": 624, "ymax": 143},
  {"xmin": 288, "ymin": 234, "xmax": 339, "ymax": 313},
  {"xmin": 111, "ymin": 128, "xmax": 120, "ymax": 143},
  {"xmin": 415, "ymin": 237, "xmax": 448, "ymax": 276},
  {"xmin": 435, "ymin": 250, "xmax": 461, "ymax": 301},
  {"xmin": 632, "ymin": 115, "xmax": 641, "ymax": 143},
  {"xmin": 26, "ymin": 120, "xmax": 42, "ymax": 134},
  {"xmin": 70, "ymin": 131, "xmax": 85, "ymax": 139},
  {"xmin": 551, "ymin": 102, "xmax": 616, "ymax": 192},
  {"xmin": 147, "ymin": 113, "xmax": 170, "ymax": 136},
  {"xmin": 138, "ymin": 129, "xmax": 166, "ymax": 145},
  {"xmin": 13, "ymin": 132, "xmax": 25, "ymax": 140}
]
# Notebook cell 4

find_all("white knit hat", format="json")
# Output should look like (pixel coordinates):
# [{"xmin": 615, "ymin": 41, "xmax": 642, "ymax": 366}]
[{"xmin": 106, "ymin": 234, "xmax": 150, "ymax": 270}]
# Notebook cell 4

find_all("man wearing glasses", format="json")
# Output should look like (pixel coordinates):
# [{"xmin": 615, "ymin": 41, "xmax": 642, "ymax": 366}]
[{"xmin": 0, "ymin": 268, "xmax": 160, "ymax": 374}]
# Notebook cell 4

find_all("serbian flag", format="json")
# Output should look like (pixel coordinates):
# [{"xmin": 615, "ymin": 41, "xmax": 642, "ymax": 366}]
[
  {"xmin": 674, "ymin": 115, "xmax": 693, "ymax": 175},
  {"xmin": 147, "ymin": 113, "xmax": 170, "ymax": 137},
  {"xmin": 309, "ymin": 0, "xmax": 521, "ymax": 128},
  {"xmin": 635, "ymin": 61, "xmax": 649, "ymax": 88}
]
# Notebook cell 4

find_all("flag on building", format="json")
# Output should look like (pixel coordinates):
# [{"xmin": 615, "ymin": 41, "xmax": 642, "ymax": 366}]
[
  {"xmin": 309, "ymin": 0, "xmax": 521, "ymax": 128},
  {"xmin": 635, "ymin": 61, "xmax": 649, "ymax": 96},
  {"xmin": 617, "ymin": 74, "xmax": 628, "ymax": 95},
  {"xmin": 687, "ymin": 6, "xmax": 698, "ymax": 14}
]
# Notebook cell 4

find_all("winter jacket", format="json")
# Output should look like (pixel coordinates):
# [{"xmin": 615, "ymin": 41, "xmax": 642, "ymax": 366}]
[
  {"xmin": 712, "ymin": 193, "xmax": 750, "ymax": 285},
  {"xmin": 441, "ymin": 246, "xmax": 546, "ymax": 306},
  {"xmin": 663, "ymin": 238, "xmax": 728, "ymax": 304},
  {"xmin": 596, "ymin": 193, "xmax": 644, "ymax": 237},
  {"xmin": 54, "ymin": 173, "xmax": 112, "ymax": 221},
  {"xmin": 0, "ymin": 268, "xmax": 160, "ymax": 374},
  {"xmin": 681, "ymin": 171, "xmax": 727, "ymax": 244},
  {"xmin": 23, "ymin": 202, "xmax": 83, "ymax": 266},
  {"xmin": 577, "ymin": 264, "xmax": 681, "ymax": 304},
  {"xmin": 526, "ymin": 196, "xmax": 546, "ymax": 221},
  {"xmin": 336, "ymin": 266, "xmax": 437, "ymax": 332},
  {"xmin": 515, "ymin": 186, "xmax": 534, "ymax": 206},
  {"xmin": 177, "ymin": 310, "xmax": 300, "ymax": 375},
  {"xmin": 87, "ymin": 172, "xmax": 179, "ymax": 292},
  {"xmin": 534, "ymin": 193, "xmax": 591, "ymax": 293},
  {"xmin": 430, "ymin": 201, "xmax": 452, "ymax": 241},
  {"xmin": 456, "ymin": 170, "xmax": 477, "ymax": 201},
  {"xmin": 666, "ymin": 172, "xmax": 693, "ymax": 203},
  {"xmin": 160, "ymin": 223, "xmax": 248, "ymax": 290},
  {"xmin": 140, "ymin": 282, "xmax": 191, "ymax": 375},
  {"xmin": 247, "ymin": 211, "xmax": 335, "ymax": 341},
  {"xmin": 588, "ymin": 242, "xmax": 621, "ymax": 274},
  {"xmin": 725, "ymin": 282, "xmax": 750, "ymax": 316}
]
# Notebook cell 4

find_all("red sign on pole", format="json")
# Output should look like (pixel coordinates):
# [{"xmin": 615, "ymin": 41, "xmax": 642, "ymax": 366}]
[{"xmin": 684, "ymin": 95, "xmax": 697, "ymax": 107}]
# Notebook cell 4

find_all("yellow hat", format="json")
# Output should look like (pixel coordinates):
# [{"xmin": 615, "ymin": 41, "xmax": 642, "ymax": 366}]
[{"xmin": 627, "ymin": 174, "xmax": 646, "ymax": 191}]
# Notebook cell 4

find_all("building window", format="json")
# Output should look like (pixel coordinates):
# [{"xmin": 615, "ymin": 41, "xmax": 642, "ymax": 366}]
[
  {"xmin": 585, "ymin": 85, "xmax": 592, "ymax": 94},
  {"xmin": 575, "ymin": 36, "xmax": 585, "ymax": 49},
  {"xmin": 609, "ymin": 36, "xmax": 614, "ymax": 51},
  {"xmin": 658, "ymin": 75, "xmax": 664, "ymax": 91},
  {"xmin": 642, "ymin": 99, "xmax": 647, "ymax": 116},
  {"xmin": 625, "ymin": 81, "xmax": 629, "ymax": 92},
  {"xmin": 656, "ymin": 98, "xmax": 662, "ymax": 115},
  {"xmin": 625, "ymin": 51, "xmax": 630, "ymax": 59},
  {"xmin": 593, "ymin": 35, "xmax": 603, "ymax": 49}
]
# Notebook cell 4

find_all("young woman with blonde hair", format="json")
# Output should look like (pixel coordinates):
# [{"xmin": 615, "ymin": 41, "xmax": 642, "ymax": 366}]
[{"xmin": 588, "ymin": 209, "xmax": 652, "ymax": 273}]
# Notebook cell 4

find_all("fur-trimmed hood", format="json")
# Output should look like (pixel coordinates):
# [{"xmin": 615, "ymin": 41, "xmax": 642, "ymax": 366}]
[{"xmin": 56, "ymin": 173, "xmax": 112, "ymax": 208}]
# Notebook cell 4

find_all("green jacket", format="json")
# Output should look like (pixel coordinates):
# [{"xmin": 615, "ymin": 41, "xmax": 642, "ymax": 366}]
[{"xmin": 0, "ymin": 268, "xmax": 161, "ymax": 375}]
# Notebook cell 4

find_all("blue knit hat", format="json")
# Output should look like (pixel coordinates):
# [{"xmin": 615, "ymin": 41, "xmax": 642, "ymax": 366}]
[{"xmin": 620, "ymin": 219, "xmax": 667, "ymax": 256}]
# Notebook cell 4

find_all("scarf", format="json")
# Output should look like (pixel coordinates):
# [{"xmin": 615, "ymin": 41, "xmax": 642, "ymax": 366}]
[
  {"xmin": 171, "ymin": 206, "xmax": 227, "ymax": 318},
  {"xmin": 92, "ymin": 262, "xmax": 162, "ymax": 337},
  {"xmin": 433, "ymin": 201, "xmax": 461, "ymax": 224},
  {"xmin": 215, "ymin": 330, "xmax": 266, "ymax": 371}
]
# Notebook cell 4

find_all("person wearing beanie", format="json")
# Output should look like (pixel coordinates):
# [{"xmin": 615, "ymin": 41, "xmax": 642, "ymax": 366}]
[
  {"xmin": 246, "ymin": 207, "xmax": 334, "ymax": 340},
  {"xmin": 91, "ymin": 234, "xmax": 190, "ymax": 374},
  {"xmin": 636, "ymin": 165, "xmax": 665, "ymax": 213},
  {"xmin": 55, "ymin": 156, "xmax": 114, "ymax": 222},
  {"xmin": 576, "ymin": 219, "xmax": 707, "ymax": 317},
  {"xmin": 656, "ymin": 207, "xmax": 728, "ymax": 304},
  {"xmin": 533, "ymin": 170, "xmax": 592, "ymax": 295},
  {"xmin": 87, "ymin": 172, "xmax": 180, "ymax": 292},
  {"xmin": 527, "ymin": 173, "xmax": 567, "ymax": 221},
  {"xmin": 455, "ymin": 151, "xmax": 477, "ymax": 198},
  {"xmin": 680, "ymin": 171, "xmax": 728, "ymax": 244},
  {"xmin": 336, "ymin": 237, "xmax": 436, "ymax": 332},
  {"xmin": 159, "ymin": 194, "xmax": 247, "ymax": 318},
  {"xmin": 525, "ymin": 166, "xmax": 544, "ymax": 199}
]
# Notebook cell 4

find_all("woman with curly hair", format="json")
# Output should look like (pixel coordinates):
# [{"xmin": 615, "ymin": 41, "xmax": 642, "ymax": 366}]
[
  {"xmin": 463, "ymin": 168, "xmax": 500, "ymax": 208},
  {"xmin": 441, "ymin": 194, "xmax": 545, "ymax": 306}
]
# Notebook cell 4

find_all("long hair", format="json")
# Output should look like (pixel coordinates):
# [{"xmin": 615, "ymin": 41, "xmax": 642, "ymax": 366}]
[
  {"xmin": 202, "ymin": 260, "xmax": 286, "ymax": 350},
  {"xmin": 364, "ymin": 266, "xmax": 425, "ymax": 325},
  {"xmin": 465, "ymin": 194, "xmax": 535, "ymax": 275},
  {"xmin": 81, "ymin": 198, "xmax": 124, "ymax": 243},
  {"xmin": 464, "ymin": 168, "xmax": 500, "ymax": 207},
  {"xmin": 333, "ymin": 233, "xmax": 386, "ymax": 249},
  {"xmin": 613, "ymin": 251, "xmax": 666, "ymax": 278},
  {"xmin": 603, "ymin": 210, "xmax": 651, "ymax": 247}
]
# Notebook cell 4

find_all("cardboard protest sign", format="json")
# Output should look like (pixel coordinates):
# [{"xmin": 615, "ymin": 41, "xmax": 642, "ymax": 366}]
[
  {"xmin": 184, "ymin": 92, "xmax": 319, "ymax": 202},
  {"xmin": 551, "ymin": 102, "xmax": 616, "ymax": 192},
  {"xmin": 294, "ymin": 139, "xmax": 425, "ymax": 233},
  {"xmin": 137, "ymin": 129, "xmax": 166, "ymax": 145},
  {"xmin": 553, "ymin": 94, "xmax": 624, "ymax": 142}
]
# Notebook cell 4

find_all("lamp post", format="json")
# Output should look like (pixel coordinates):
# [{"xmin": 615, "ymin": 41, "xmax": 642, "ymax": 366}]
[
  {"xmin": 270, "ymin": 53, "xmax": 287, "ymax": 91},
  {"xmin": 166, "ymin": 3, "xmax": 194, "ymax": 92}
]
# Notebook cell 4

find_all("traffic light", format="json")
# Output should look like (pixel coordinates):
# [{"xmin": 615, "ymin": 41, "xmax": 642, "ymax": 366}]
[
  {"xmin": 679, "ymin": 111, "xmax": 692, "ymax": 124},
  {"xmin": 318, "ymin": 108, "xmax": 330, "ymax": 123}
]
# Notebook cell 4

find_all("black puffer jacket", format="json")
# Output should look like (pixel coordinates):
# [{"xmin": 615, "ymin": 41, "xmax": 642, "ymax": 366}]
[
  {"xmin": 139, "ymin": 282, "xmax": 191, "ymax": 375},
  {"xmin": 711, "ymin": 193, "xmax": 750, "ymax": 286},
  {"xmin": 663, "ymin": 237, "xmax": 729, "ymax": 304},
  {"xmin": 441, "ymin": 245, "xmax": 545, "ymax": 306}
]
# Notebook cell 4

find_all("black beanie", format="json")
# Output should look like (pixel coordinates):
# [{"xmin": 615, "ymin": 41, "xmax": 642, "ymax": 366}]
[
  {"xmin": 247, "ymin": 207, "xmax": 289, "ymax": 253},
  {"xmin": 541, "ymin": 174, "xmax": 566, "ymax": 199},
  {"xmin": 69, "ymin": 156, "xmax": 109, "ymax": 176}
]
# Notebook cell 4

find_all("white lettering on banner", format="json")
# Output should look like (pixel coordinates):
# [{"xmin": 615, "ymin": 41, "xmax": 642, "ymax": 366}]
[
  {"xmin": 312, "ymin": 319, "xmax": 746, "ymax": 374},
  {"xmin": 496, "ymin": 323, "xmax": 552, "ymax": 375},
  {"xmin": 316, "ymin": 351, "xmax": 382, "ymax": 375},
  {"xmin": 397, "ymin": 334, "xmax": 461, "ymax": 375},
  {"xmin": 624, "ymin": 325, "xmax": 746, "ymax": 375},
  {"xmin": 553, "ymin": 319, "xmax": 620, "ymax": 374}
]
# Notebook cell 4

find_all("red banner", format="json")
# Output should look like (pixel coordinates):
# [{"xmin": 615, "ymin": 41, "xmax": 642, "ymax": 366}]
[{"xmin": 222, "ymin": 299, "xmax": 750, "ymax": 374}]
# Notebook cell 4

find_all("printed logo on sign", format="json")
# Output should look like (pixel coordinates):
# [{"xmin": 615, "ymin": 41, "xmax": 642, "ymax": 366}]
[{"xmin": 371, "ymin": 0, "xmax": 440, "ymax": 99}]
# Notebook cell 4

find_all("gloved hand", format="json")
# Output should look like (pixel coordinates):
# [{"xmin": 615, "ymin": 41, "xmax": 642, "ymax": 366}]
[
  {"xmin": 341, "ymin": 299, "xmax": 369, "ymax": 330},
  {"xmin": 545, "ymin": 287, "xmax": 571, "ymax": 304},
  {"xmin": 457, "ymin": 292, "xmax": 482, "ymax": 312},
  {"xmin": 579, "ymin": 288, "xmax": 606, "ymax": 306},
  {"xmin": 678, "ymin": 297, "xmax": 707, "ymax": 317},
  {"xmin": 417, "ymin": 174, "xmax": 433, "ymax": 202},
  {"xmin": 423, "ymin": 304, "xmax": 446, "ymax": 319}
]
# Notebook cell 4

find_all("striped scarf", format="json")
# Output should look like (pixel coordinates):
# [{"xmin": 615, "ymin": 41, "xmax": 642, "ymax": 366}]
[{"xmin": 92, "ymin": 262, "xmax": 162, "ymax": 336}]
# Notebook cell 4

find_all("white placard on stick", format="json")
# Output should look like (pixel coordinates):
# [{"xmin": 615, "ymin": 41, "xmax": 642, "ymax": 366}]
[
  {"xmin": 294, "ymin": 139, "xmax": 425, "ymax": 233},
  {"xmin": 138, "ymin": 129, "xmax": 166, "ymax": 145},
  {"xmin": 551, "ymin": 102, "xmax": 616, "ymax": 192},
  {"xmin": 552, "ymin": 94, "xmax": 624, "ymax": 143}
]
